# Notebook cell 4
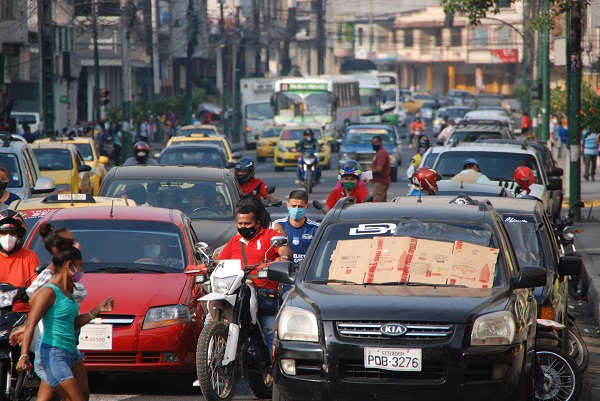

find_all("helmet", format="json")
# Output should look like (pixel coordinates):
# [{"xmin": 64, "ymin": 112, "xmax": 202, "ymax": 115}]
[
  {"xmin": 234, "ymin": 158, "xmax": 255, "ymax": 184},
  {"xmin": 303, "ymin": 128, "xmax": 314, "ymax": 137},
  {"xmin": 418, "ymin": 136, "xmax": 431, "ymax": 149},
  {"xmin": 0, "ymin": 209, "xmax": 27, "ymax": 254},
  {"xmin": 133, "ymin": 141, "xmax": 150, "ymax": 163},
  {"xmin": 412, "ymin": 167, "xmax": 442, "ymax": 195},
  {"xmin": 514, "ymin": 166, "xmax": 535, "ymax": 188},
  {"xmin": 339, "ymin": 160, "xmax": 362, "ymax": 180}
]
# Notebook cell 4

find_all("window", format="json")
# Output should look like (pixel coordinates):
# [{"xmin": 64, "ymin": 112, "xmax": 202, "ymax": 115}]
[
  {"xmin": 471, "ymin": 26, "xmax": 488, "ymax": 48},
  {"xmin": 451, "ymin": 28, "xmax": 462, "ymax": 46},
  {"xmin": 404, "ymin": 30, "xmax": 414, "ymax": 47},
  {"xmin": 495, "ymin": 26, "xmax": 514, "ymax": 46},
  {"xmin": 358, "ymin": 27, "xmax": 364, "ymax": 47},
  {"xmin": 434, "ymin": 28, "xmax": 442, "ymax": 46},
  {"xmin": 0, "ymin": 1, "xmax": 17, "ymax": 19},
  {"xmin": 496, "ymin": 0, "xmax": 511, "ymax": 8}
]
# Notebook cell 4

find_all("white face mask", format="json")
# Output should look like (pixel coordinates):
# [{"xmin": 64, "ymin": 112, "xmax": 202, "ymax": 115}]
[
  {"xmin": 0, "ymin": 234, "xmax": 18, "ymax": 252},
  {"xmin": 144, "ymin": 244, "xmax": 160, "ymax": 258}
]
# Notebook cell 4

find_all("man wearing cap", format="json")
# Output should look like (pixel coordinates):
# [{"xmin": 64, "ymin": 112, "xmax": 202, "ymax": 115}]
[{"xmin": 450, "ymin": 158, "xmax": 492, "ymax": 184}]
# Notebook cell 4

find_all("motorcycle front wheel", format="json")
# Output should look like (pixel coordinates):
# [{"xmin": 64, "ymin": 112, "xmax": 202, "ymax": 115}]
[
  {"xmin": 305, "ymin": 170, "xmax": 313, "ymax": 194},
  {"xmin": 534, "ymin": 346, "xmax": 581, "ymax": 401},
  {"xmin": 196, "ymin": 322, "xmax": 240, "ymax": 401}
]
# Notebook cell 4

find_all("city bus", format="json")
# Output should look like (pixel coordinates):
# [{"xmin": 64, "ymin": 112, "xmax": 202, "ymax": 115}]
[
  {"xmin": 355, "ymin": 74, "xmax": 382, "ymax": 123},
  {"xmin": 377, "ymin": 72, "xmax": 400, "ymax": 126},
  {"xmin": 272, "ymin": 76, "xmax": 361, "ymax": 143}
]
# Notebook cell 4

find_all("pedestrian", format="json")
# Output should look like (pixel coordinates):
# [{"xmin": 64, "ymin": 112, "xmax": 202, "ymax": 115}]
[
  {"xmin": 437, "ymin": 119, "xmax": 455, "ymax": 144},
  {"xmin": 21, "ymin": 125, "xmax": 36, "ymax": 143},
  {"xmin": 139, "ymin": 118, "xmax": 151, "ymax": 144},
  {"xmin": 370, "ymin": 135, "xmax": 391, "ymax": 202},
  {"xmin": 112, "ymin": 124, "xmax": 123, "ymax": 165},
  {"xmin": 521, "ymin": 112, "xmax": 532, "ymax": 131},
  {"xmin": 557, "ymin": 119, "xmax": 569, "ymax": 161},
  {"xmin": 582, "ymin": 128, "xmax": 599, "ymax": 181}
]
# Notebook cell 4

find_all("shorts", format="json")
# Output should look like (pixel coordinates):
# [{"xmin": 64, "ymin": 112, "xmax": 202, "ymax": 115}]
[{"xmin": 34, "ymin": 342, "xmax": 85, "ymax": 388}]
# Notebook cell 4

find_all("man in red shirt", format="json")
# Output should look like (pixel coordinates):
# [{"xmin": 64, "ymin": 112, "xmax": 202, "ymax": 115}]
[
  {"xmin": 323, "ymin": 160, "xmax": 369, "ymax": 214},
  {"xmin": 521, "ymin": 112, "xmax": 532, "ymax": 131},
  {"xmin": 408, "ymin": 117, "xmax": 426, "ymax": 148},
  {"xmin": 235, "ymin": 158, "xmax": 278, "ymax": 203},
  {"xmin": 370, "ymin": 135, "xmax": 391, "ymax": 202}
]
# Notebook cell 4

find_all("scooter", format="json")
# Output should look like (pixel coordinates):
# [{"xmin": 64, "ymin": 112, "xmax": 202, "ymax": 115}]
[
  {"xmin": 191, "ymin": 236, "xmax": 287, "ymax": 401},
  {"xmin": 297, "ymin": 150, "xmax": 319, "ymax": 194}
]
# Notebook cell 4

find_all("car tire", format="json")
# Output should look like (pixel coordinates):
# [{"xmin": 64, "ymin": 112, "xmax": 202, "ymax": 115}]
[
  {"xmin": 391, "ymin": 167, "xmax": 398, "ymax": 182},
  {"xmin": 248, "ymin": 372, "xmax": 273, "ymax": 399},
  {"xmin": 275, "ymin": 166, "xmax": 284, "ymax": 172}
]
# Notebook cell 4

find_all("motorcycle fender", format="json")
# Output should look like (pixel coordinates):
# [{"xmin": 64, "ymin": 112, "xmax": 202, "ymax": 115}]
[
  {"xmin": 249, "ymin": 286, "xmax": 258, "ymax": 325},
  {"xmin": 222, "ymin": 323, "xmax": 240, "ymax": 365},
  {"xmin": 198, "ymin": 292, "xmax": 237, "ymax": 306}
]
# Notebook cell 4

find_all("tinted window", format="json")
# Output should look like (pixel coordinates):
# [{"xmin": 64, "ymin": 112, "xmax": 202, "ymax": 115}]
[
  {"xmin": 343, "ymin": 128, "xmax": 394, "ymax": 145},
  {"xmin": 158, "ymin": 147, "xmax": 227, "ymax": 167},
  {"xmin": 261, "ymin": 128, "xmax": 282, "ymax": 138},
  {"xmin": 280, "ymin": 129, "xmax": 323, "ymax": 141},
  {"xmin": 448, "ymin": 131, "xmax": 503, "ymax": 144},
  {"xmin": 33, "ymin": 149, "xmax": 73, "ymax": 170},
  {"xmin": 74, "ymin": 143, "xmax": 94, "ymax": 161},
  {"xmin": 503, "ymin": 218, "xmax": 545, "ymax": 268},
  {"xmin": 246, "ymin": 103, "xmax": 275, "ymax": 120}
]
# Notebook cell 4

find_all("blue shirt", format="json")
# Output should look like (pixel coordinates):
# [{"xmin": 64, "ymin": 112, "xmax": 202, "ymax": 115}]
[
  {"xmin": 274, "ymin": 216, "xmax": 319, "ymax": 264},
  {"xmin": 557, "ymin": 126, "xmax": 568, "ymax": 145},
  {"xmin": 2, "ymin": 192, "xmax": 20, "ymax": 205}
]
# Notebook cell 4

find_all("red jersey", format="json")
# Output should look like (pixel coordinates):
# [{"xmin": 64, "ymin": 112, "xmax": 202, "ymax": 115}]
[
  {"xmin": 240, "ymin": 177, "xmax": 267, "ymax": 199},
  {"xmin": 325, "ymin": 185, "xmax": 369, "ymax": 209},
  {"xmin": 0, "ymin": 248, "xmax": 40, "ymax": 312},
  {"xmin": 372, "ymin": 147, "xmax": 391, "ymax": 185},
  {"xmin": 219, "ymin": 227, "xmax": 281, "ymax": 290},
  {"xmin": 521, "ymin": 115, "xmax": 532, "ymax": 129}
]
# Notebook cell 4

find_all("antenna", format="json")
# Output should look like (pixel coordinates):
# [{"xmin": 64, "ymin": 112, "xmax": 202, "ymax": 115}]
[
  {"xmin": 109, "ymin": 200, "xmax": 114, "ymax": 218},
  {"xmin": 417, "ymin": 190, "xmax": 423, "ymax": 203}
]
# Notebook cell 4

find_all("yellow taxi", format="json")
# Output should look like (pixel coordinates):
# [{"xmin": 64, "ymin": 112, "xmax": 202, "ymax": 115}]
[
  {"xmin": 36, "ymin": 137, "xmax": 102, "ymax": 193},
  {"xmin": 31, "ymin": 142, "xmax": 99, "ymax": 194},
  {"xmin": 400, "ymin": 96, "xmax": 427, "ymax": 114},
  {"xmin": 173, "ymin": 124, "xmax": 221, "ymax": 139},
  {"xmin": 166, "ymin": 135, "xmax": 242, "ymax": 163},
  {"xmin": 273, "ymin": 127, "xmax": 331, "ymax": 171},
  {"xmin": 9, "ymin": 193, "xmax": 136, "ymax": 229},
  {"xmin": 255, "ymin": 126, "xmax": 284, "ymax": 162}
]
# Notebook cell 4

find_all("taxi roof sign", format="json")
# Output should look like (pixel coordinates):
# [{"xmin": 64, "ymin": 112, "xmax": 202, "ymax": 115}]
[{"xmin": 42, "ymin": 193, "xmax": 96, "ymax": 204}]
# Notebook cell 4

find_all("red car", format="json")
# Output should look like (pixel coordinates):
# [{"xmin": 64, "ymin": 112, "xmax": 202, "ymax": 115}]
[{"xmin": 25, "ymin": 206, "xmax": 208, "ymax": 374}]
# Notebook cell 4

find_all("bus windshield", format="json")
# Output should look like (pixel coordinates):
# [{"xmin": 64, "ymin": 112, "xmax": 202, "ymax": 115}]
[
  {"xmin": 275, "ymin": 91, "xmax": 330, "ymax": 116},
  {"xmin": 359, "ymin": 88, "xmax": 380, "ymax": 116}
]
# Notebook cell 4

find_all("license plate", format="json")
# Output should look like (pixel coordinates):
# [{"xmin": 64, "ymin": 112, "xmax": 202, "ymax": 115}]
[
  {"xmin": 78, "ymin": 324, "xmax": 113, "ymax": 350},
  {"xmin": 364, "ymin": 347, "xmax": 422, "ymax": 371}
]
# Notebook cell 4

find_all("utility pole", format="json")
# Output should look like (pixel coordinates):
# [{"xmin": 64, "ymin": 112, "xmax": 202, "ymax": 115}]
[
  {"xmin": 184, "ymin": 0, "xmax": 198, "ymax": 125},
  {"xmin": 219, "ymin": 0, "xmax": 227, "ymax": 136},
  {"xmin": 540, "ymin": 0, "xmax": 550, "ymax": 141},
  {"xmin": 121, "ymin": 0, "xmax": 135, "ymax": 125},
  {"xmin": 253, "ymin": 0, "xmax": 261, "ymax": 76},
  {"xmin": 92, "ymin": 0, "xmax": 101, "ymax": 124},
  {"xmin": 232, "ymin": 2, "xmax": 241, "ymax": 143},
  {"xmin": 152, "ymin": 0, "xmax": 160, "ymax": 101},
  {"xmin": 567, "ymin": 0, "xmax": 584, "ymax": 220},
  {"xmin": 316, "ymin": 0, "xmax": 325, "ymax": 74},
  {"xmin": 38, "ymin": 0, "xmax": 55, "ymax": 138},
  {"xmin": 281, "ymin": 0, "xmax": 297, "ymax": 76}
]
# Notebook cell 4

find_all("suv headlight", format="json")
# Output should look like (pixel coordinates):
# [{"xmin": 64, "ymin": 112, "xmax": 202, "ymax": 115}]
[
  {"xmin": 471, "ymin": 311, "xmax": 516, "ymax": 345},
  {"xmin": 142, "ymin": 305, "xmax": 191, "ymax": 329},
  {"xmin": 213, "ymin": 275, "xmax": 237, "ymax": 294},
  {"xmin": 278, "ymin": 306, "xmax": 319, "ymax": 342}
]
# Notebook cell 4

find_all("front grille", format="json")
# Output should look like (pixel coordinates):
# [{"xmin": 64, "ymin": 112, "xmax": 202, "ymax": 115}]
[
  {"xmin": 340, "ymin": 359, "xmax": 446, "ymax": 382},
  {"xmin": 337, "ymin": 321, "xmax": 453, "ymax": 340},
  {"xmin": 92, "ymin": 314, "xmax": 135, "ymax": 328},
  {"xmin": 84, "ymin": 352, "xmax": 162, "ymax": 364}
]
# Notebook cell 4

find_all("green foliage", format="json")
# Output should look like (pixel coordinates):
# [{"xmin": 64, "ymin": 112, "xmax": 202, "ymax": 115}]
[
  {"xmin": 580, "ymin": 85, "xmax": 600, "ymax": 133},
  {"xmin": 513, "ymin": 83, "xmax": 531, "ymax": 112},
  {"xmin": 550, "ymin": 86, "xmax": 567, "ymax": 115},
  {"xmin": 343, "ymin": 23, "xmax": 355, "ymax": 43},
  {"xmin": 129, "ymin": 88, "xmax": 207, "ymax": 126}
]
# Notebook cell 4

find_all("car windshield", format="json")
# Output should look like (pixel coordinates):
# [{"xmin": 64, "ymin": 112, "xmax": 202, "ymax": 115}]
[
  {"xmin": 73, "ymin": 143, "xmax": 94, "ymax": 161},
  {"xmin": 477, "ymin": 107, "xmax": 509, "ymax": 116},
  {"xmin": 246, "ymin": 103, "xmax": 275, "ymax": 120},
  {"xmin": 448, "ymin": 131, "xmax": 503, "ymax": 144},
  {"xmin": 171, "ymin": 140, "xmax": 229, "ymax": 156},
  {"xmin": 261, "ymin": 128, "xmax": 283, "ymax": 138},
  {"xmin": 0, "ymin": 153, "xmax": 23, "ymax": 188},
  {"xmin": 421, "ymin": 101, "xmax": 436, "ymax": 109},
  {"xmin": 304, "ymin": 219, "xmax": 506, "ymax": 288},
  {"xmin": 443, "ymin": 108, "xmax": 470, "ymax": 118},
  {"xmin": 343, "ymin": 128, "xmax": 394, "ymax": 145},
  {"xmin": 502, "ymin": 217, "xmax": 545, "ymax": 268},
  {"xmin": 29, "ymin": 220, "xmax": 187, "ymax": 272},
  {"xmin": 159, "ymin": 147, "xmax": 227, "ymax": 167},
  {"xmin": 434, "ymin": 151, "xmax": 542, "ymax": 183},
  {"xmin": 102, "ymin": 179, "xmax": 236, "ymax": 220},
  {"xmin": 33, "ymin": 148, "xmax": 73, "ymax": 170},
  {"xmin": 177, "ymin": 128, "xmax": 219, "ymax": 137},
  {"xmin": 280, "ymin": 129, "xmax": 324, "ymax": 141}
]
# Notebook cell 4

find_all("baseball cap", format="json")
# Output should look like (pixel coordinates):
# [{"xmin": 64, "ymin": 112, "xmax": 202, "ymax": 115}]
[{"xmin": 463, "ymin": 158, "xmax": 479, "ymax": 167}]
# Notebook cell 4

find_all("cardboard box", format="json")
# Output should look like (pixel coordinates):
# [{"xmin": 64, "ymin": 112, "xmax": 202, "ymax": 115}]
[
  {"xmin": 329, "ymin": 239, "xmax": 373, "ymax": 283},
  {"xmin": 449, "ymin": 241, "xmax": 498, "ymax": 288},
  {"xmin": 408, "ymin": 239, "xmax": 454, "ymax": 285},
  {"xmin": 365, "ymin": 236, "xmax": 417, "ymax": 284}
]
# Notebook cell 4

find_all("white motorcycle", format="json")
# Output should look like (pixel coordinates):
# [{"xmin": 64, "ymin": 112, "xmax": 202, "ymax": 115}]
[{"xmin": 190, "ymin": 237, "xmax": 288, "ymax": 401}]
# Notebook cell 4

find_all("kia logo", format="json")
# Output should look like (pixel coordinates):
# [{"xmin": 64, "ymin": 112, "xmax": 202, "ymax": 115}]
[{"xmin": 380, "ymin": 324, "xmax": 408, "ymax": 336}]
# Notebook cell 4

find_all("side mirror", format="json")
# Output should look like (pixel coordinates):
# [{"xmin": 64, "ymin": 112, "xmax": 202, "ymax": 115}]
[
  {"xmin": 266, "ymin": 185, "xmax": 276, "ymax": 194},
  {"xmin": 265, "ymin": 200, "xmax": 282, "ymax": 207},
  {"xmin": 364, "ymin": 195, "xmax": 374, "ymax": 203},
  {"xmin": 572, "ymin": 200, "xmax": 585, "ymax": 208},
  {"xmin": 514, "ymin": 265, "xmax": 547, "ymax": 289},
  {"xmin": 312, "ymin": 200, "xmax": 323, "ymax": 210},
  {"xmin": 270, "ymin": 236, "xmax": 288, "ymax": 247},
  {"xmin": 79, "ymin": 164, "xmax": 92, "ymax": 172},
  {"xmin": 32, "ymin": 176, "xmax": 56, "ymax": 194},
  {"xmin": 184, "ymin": 264, "xmax": 210, "ymax": 284},
  {"xmin": 34, "ymin": 264, "xmax": 48, "ymax": 274},
  {"xmin": 226, "ymin": 162, "xmax": 236, "ymax": 169},
  {"xmin": 267, "ymin": 261, "xmax": 294, "ymax": 284},
  {"xmin": 232, "ymin": 152, "xmax": 243, "ymax": 160},
  {"xmin": 547, "ymin": 177, "xmax": 563, "ymax": 191},
  {"xmin": 557, "ymin": 255, "xmax": 582, "ymax": 276}
]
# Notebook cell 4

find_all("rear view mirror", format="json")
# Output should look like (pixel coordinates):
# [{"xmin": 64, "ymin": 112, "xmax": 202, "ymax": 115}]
[
  {"xmin": 270, "ymin": 236, "xmax": 288, "ymax": 247},
  {"xmin": 514, "ymin": 265, "xmax": 547, "ymax": 289},
  {"xmin": 267, "ymin": 261, "xmax": 295, "ymax": 284},
  {"xmin": 32, "ymin": 177, "xmax": 56, "ymax": 194},
  {"xmin": 232, "ymin": 152, "xmax": 243, "ymax": 160},
  {"xmin": 312, "ymin": 200, "xmax": 323, "ymax": 210},
  {"xmin": 266, "ymin": 186, "xmax": 276, "ymax": 194},
  {"xmin": 558, "ymin": 255, "xmax": 582, "ymax": 276},
  {"xmin": 547, "ymin": 177, "xmax": 563, "ymax": 191}
]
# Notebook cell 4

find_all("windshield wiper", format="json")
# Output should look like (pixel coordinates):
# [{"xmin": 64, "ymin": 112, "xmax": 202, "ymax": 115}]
[
  {"xmin": 368, "ymin": 281, "xmax": 467, "ymax": 288},
  {"xmin": 90, "ymin": 266, "xmax": 140, "ymax": 273},
  {"xmin": 309, "ymin": 279, "xmax": 359, "ymax": 285}
]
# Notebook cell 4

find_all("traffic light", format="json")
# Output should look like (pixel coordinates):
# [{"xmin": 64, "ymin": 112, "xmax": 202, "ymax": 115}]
[{"xmin": 100, "ymin": 89, "xmax": 110, "ymax": 106}]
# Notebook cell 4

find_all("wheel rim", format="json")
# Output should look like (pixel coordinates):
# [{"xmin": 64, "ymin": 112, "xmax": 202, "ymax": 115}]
[
  {"xmin": 207, "ymin": 331, "xmax": 234, "ymax": 399},
  {"xmin": 567, "ymin": 331, "xmax": 584, "ymax": 367},
  {"xmin": 535, "ymin": 351, "xmax": 576, "ymax": 401}
]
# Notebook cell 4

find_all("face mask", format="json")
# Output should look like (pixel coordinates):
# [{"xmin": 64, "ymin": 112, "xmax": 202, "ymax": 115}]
[
  {"xmin": 71, "ymin": 269, "xmax": 84, "ymax": 283},
  {"xmin": 0, "ymin": 234, "xmax": 17, "ymax": 252},
  {"xmin": 144, "ymin": 244, "xmax": 161, "ymax": 258},
  {"xmin": 342, "ymin": 181, "xmax": 357, "ymax": 192},
  {"xmin": 288, "ymin": 207, "xmax": 306, "ymax": 220},
  {"xmin": 238, "ymin": 226, "xmax": 258, "ymax": 240},
  {"xmin": 0, "ymin": 181, "xmax": 6, "ymax": 197},
  {"xmin": 372, "ymin": 144, "xmax": 381, "ymax": 151},
  {"xmin": 305, "ymin": 137, "xmax": 313, "ymax": 142},
  {"xmin": 419, "ymin": 147, "xmax": 427, "ymax": 155}
]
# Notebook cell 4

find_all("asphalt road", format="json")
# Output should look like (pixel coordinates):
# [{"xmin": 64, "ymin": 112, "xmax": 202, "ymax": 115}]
[{"xmin": 84, "ymin": 123, "xmax": 600, "ymax": 401}]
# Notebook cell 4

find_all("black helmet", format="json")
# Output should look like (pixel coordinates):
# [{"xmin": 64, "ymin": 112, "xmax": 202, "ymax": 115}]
[
  {"xmin": 234, "ymin": 158, "xmax": 255, "ymax": 184},
  {"xmin": 133, "ymin": 141, "xmax": 150, "ymax": 163},
  {"xmin": 418, "ymin": 136, "xmax": 431, "ymax": 149},
  {"xmin": 303, "ymin": 128, "xmax": 314, "ymax": 137},
  {"xmin": 0, "ymin": 209, "xmax": 27, "ymax": 254}
]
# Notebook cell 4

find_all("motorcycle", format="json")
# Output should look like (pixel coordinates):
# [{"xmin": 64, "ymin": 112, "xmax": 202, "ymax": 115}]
[
  {"xmin": 192, "ymin": 236, "xmax": 288, "ymax": 401},
  {"xmin": 296, "ymin": 150, "xmax": 319, "ymax": 194},
  {"xmin": 410, "ymin": 129, "xmax": 423, "ymax": 149}
]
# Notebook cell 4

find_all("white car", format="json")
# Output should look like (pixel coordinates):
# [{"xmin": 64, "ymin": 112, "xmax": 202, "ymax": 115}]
[
  {"xmin": 432, "ymin": 106, "xmax": 472, "ymax": 134},
  {"xmin": 397, "ymin": 104, "xmax": 407, "ymax": 127},
  {"xmin": 464, "ymin": 110, "xmax": 513, "ymax": 129}
]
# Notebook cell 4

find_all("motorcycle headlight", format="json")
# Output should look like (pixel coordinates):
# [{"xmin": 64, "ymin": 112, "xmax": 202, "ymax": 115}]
[
  {"xmin": 142, "ymin": 305, "xmax": 191, "ymax": 329},
  {"xmin": 305, "ymin": 157, "xmax": 316, "ymax": 164},
  {"xmin": 562, "ymin": 226, "xmax": 576, "ymax": 241},
  {"xmin": 278, "ymin": 143, "xmax": 287, "ymax": 152},
  {"xmin": 213, "ymin": 275, "xmax": 237, "ymax": 294},
  {"xmin": 278, "ymin": 306, "xmax": 319, "ymax": 342},
  {"xmin": 0, "ymin": 289, "xmax": 18, "ymax": 308},
  {"xmin": 471, "ymin": 311, "xmax": 516, "ymax": 346}
]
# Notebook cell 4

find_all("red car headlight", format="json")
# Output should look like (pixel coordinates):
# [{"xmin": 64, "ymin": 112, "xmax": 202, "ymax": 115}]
[{"xmin": 142, "ymin": 305, "xmax": 191, "ymax": 330}]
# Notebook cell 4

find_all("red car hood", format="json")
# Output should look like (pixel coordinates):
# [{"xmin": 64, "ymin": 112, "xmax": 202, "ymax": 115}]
[{"xmin": 79, "ymin": 273, "xmax": 187, "ymax": 316}]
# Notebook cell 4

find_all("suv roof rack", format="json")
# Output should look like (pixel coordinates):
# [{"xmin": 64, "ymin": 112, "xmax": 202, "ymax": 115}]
[
  {"xmin": 0, "ymin": 132, "xmax": 26, "ymax": 147},
  {"xmin": 456, "ymin": 119, "xmax": 507, "ymax": 127}
]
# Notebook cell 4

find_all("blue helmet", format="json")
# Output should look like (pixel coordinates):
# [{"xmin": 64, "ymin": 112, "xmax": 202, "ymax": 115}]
[
  {"xmin": 234, "ymin": 158, "xmax": 255, "ymax": 184},
  {"xmin": 339, "ymin": 160, "xmax": 362, "ymax": 180}
]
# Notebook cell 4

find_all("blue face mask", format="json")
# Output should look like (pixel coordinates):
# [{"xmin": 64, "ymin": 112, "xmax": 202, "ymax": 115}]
[{"xmin": 288, "ymin": 207, "xmax": 306, "ymax": 220}]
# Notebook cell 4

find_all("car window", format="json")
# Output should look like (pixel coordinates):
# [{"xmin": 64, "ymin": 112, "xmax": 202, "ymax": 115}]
[
  {"xmin": 0, "ymin": 153, "xmax": 23, "ymax": 188},
  {"xmin": 434, "ymin": 151, "xmax": 542, "ymax": 183},
  {"xmin": 261, "ymin": 128, "xmax": 282, "ymax": 138},
  {"xmin": 246, "ymin": 103, "xmax": 275, "ymax": 120},
  {"xmin": 344, "ymin": 128, "xmax": 394, "ymax": 145},
  {"xmin": 448, "ymin": 131, "xmax": 503, "ymax": 144},
  {"xmin": 74, "ymin": 143, "xmax": 95, "ymax": 162},
  {"xmin": 33, "ymin": 148, "xmax": 73, "ymax": 170},
  {"xmin": 103, "ymin": 179, "xmax": 236, "ymax": 221},
  {"xmin": 305, "ymin": 220, "xmax": 506, "ymax": 287},
  {"xmin": 503, "ymin": 218, "xmax": 545, "ymax": 268},
  {"xmin": 22, "ymin": 148, "xmax": 39, "ymax": 187},
  {"xmin": 30, "ymin": 219, "xmax": 187, "ymax": 271},
  {"xmin": 159, "ymin": 148, "xmax": 227, "ymax": 167},
  {"xmin": 444, "ymin": 108, "xmax": 470, "ymax": 118},
  {"xmin": 280, "ymin": 129, "xmax": 323, "ymax": 141},
  {"xmin": 421, "ymin": 152, "xmax": 439, "ymax": 168}
]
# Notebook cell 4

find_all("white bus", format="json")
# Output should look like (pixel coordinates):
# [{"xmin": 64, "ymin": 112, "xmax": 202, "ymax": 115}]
[
  {"xmin": 355, "ymin": 74, "xmax": 382, "ymax": 123},
  {"xmin": 272, "ymin": 76, "xmax": 361, "ymax": 143},
  {"xmin": 377, "ymin": 72, "xmax": 400, "ymax": 126}
]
